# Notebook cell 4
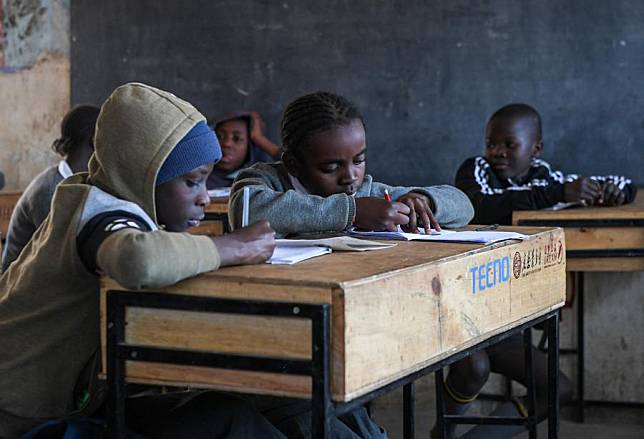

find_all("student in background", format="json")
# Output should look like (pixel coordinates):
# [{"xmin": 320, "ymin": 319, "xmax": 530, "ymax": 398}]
[
  {"xmin": 0, "ymin": 83, "xmax": 282, "ymax": 438},
  {"xmin": 2, "ymin": 105, "xmax": 100, "ymax": 271},
  {"xmin": 207, "ymin": 111, "xmax": 281, "ymax": 189},
  {"xmin": 455, "ymin": 103, "xmax": 637, "ymax": 226},
  {"xmin": 229, "ymin": 91, "xmax": 474, "ymax": 238},
  {"xmin": 439, "ymin": 103, "xmax": 639, "ymax": 438}
]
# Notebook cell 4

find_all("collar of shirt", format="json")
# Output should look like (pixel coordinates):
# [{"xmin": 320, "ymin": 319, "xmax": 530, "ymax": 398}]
[
  {"xmin": 57, "ymin": 160, "xmax": 73, "ymax": 179},
  {"xmin": 288, "ymin": 173, "xmax": 310, "ymax": 194}
]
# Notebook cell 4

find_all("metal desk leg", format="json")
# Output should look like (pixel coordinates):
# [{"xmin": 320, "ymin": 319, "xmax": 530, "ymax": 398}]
[
  {"xmin": 311, "ymin": 306, "xmax": 332, "ymax": 438},
  {"xmin": 576, "ymin": 271, "xmax": 585, "ymax": 422},
  {"xmin": 547, "ymin": 312, "xmax": 560, "ymax": 438},
  {"xmin": 435, "ymin": 369, "xmax": 447, "ymax": 439},
  {"xmin": 524, "ymin": 327, "xmax": 537, "ymax": 439},
  {"xmin": 403, "ymin": 382, "xmax": 415, "ymax": 439},
  {"xmin": 106, "ymin": 295, "xmax": 127, "ymax": 439}
]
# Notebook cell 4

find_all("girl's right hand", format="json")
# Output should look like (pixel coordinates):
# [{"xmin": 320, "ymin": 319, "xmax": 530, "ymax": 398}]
[
  {"xmin": 354, "ymin": 197, "xmax": 410, "ymax": 231},
  {"xmin": 212, "ymin": 220, "xmax": 276, "ymax": 266}
]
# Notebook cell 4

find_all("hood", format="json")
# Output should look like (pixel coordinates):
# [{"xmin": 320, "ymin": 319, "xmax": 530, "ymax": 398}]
[{"xmin": 89, "ymin": 83, "xmax": 206, "ymax": 224}]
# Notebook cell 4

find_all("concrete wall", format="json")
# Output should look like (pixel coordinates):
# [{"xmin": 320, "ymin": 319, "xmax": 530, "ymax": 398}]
[{"xmin": 0, "ymin": 0, "xmax": 70, "ymax": 190}]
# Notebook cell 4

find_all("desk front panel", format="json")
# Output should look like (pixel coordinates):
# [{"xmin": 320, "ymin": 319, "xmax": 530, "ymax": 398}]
[{"xmin": 100, "ymin": 227, "xmax": 566, "ymax": 402}]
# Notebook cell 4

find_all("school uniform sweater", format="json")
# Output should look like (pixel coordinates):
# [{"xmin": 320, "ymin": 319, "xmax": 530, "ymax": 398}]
[
  {"xmin": 455, "ymin": 156, "xmax": 637, "ymax": 225},
  {"xmin": 2, "ymin": 161, "xmax": 73, "ymax": 272},
  {"xmin": 0, "ymin": 83, "xmax": 221, "ymax": 438},
  {"xmin": 229, "ymin": 162, "xmax": 474, "ymax": 237}
]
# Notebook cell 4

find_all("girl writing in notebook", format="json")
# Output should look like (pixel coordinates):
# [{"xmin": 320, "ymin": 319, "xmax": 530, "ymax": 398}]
[{"xmin": 229, "ymin": 91, "xmax": 473, "ymax": 237}]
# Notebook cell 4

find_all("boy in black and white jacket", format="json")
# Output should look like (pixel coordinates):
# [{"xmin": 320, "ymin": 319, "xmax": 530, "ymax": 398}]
[{"xmin": 455, "ymin": 103, "xmax": 636, "ymax": 225}]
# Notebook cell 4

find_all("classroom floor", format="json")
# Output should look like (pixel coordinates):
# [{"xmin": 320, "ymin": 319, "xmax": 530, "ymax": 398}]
[{"xmin": 370, "ymin": 374, "xmax": 644, "ymax": 439}]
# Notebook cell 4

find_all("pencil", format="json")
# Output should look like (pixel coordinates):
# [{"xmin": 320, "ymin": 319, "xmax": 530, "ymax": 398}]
[{"xmin": 242, "ymin": 186, "xmax": 250, "ymax": 227}]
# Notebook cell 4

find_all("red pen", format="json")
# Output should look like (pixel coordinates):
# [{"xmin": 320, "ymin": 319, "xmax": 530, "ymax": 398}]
[{"xmin": 384, "ymin": 189, "xmax": 392, "ymax": 202}]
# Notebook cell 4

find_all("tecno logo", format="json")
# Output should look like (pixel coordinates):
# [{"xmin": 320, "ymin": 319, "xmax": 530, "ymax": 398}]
[{"xmin": 468, "ymin": 255, "xmax": 511, "ymax": 295}]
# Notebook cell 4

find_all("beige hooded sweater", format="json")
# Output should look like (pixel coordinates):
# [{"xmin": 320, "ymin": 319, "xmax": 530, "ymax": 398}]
[{"xmin": 0, "ymin": 83, "xmax": 221, "ymax": 437}]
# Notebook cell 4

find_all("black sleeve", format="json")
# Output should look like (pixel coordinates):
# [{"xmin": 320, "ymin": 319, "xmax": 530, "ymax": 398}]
[
  {"xmin": 454, "ymin": 158, "xmax": 565, "ymax": 225},
  {"xmin": 76, "ymin": 210, "xmax": 152, "ymax": 274}
]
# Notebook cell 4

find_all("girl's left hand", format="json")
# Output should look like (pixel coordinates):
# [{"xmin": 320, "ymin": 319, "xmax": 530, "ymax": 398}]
[{"xmin": 397, "ymin": 192, "xmax": 441, "ymax": 233}]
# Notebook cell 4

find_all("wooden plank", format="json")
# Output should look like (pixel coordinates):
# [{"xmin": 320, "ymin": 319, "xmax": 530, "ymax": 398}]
[
  {"xmin": 564, "ymin": 227, "xmax": 644, "ymax": 250},
  {"xmin": 125, "ymin": 308, "xmax": 311, "ymax": 359},
  {"xmin": 125, "ymin": 362, "xmax": 311, "ymax": 398},
  {"xmin": 567, "ymin": 258, "xmax": 644, "ymax": 272}
]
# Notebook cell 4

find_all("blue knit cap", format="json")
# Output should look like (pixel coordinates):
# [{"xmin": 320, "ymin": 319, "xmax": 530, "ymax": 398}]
[{"xmin": 156, "ymin": 121, "xmax": 221, "ymax": 186}]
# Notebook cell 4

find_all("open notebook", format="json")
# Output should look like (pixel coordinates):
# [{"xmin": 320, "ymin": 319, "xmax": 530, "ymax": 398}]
[
  {"xmin": 268, "ymin": 236, "xmax": 396, "ymax": 264},
  {"xmin": 269, "ymin": 245, "xmax": 332, "ymax": 264},
  {"xmin": 348, "ymin": 228, "xmax": 527, "ymax": 245}
]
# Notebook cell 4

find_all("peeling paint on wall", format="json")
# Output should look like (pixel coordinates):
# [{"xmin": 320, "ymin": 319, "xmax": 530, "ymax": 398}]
[
  {"xmin": 0, "ymin": 0, "xmax": 69, "ymax": 190},
  {"xmin": 2, "ymin": 0, "xmax": 69, "ymax": 68}
]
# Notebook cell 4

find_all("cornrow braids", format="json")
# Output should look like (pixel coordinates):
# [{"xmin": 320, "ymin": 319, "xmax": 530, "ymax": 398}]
[{"xmin": 280, "ymin": 92, "xmax": 364, "ymax": 159}]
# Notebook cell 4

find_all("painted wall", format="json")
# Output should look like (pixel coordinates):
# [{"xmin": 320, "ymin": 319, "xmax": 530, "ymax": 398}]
[{"xmin": 0, "ymin": 0, "xmax": 70, "ymax": 191}]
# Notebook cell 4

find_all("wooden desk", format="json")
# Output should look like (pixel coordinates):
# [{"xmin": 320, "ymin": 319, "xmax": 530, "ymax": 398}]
[
  {"xmin": 512, "ymin": 191, "xmax": 644, "ymax": 272},
  {"xmin": 512, "ymin": 191, "xmax": 644, "ymax": 422},
  {"xmin": 102, "ymin": 226, "xmax": 565, "ymax": 437},
  {"xmin": 0, "ymin": 191, "xmax": 21, "ymax": 242}
]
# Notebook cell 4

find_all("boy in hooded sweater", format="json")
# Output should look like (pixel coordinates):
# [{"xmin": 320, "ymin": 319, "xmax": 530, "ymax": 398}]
[{"xmin": 0, "ymin": 83, "xmax": 282, "ymax": 438}]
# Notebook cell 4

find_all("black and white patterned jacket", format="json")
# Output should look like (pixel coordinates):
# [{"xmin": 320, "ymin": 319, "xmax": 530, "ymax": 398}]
[{"xmin": 455, "ymin": 156, "xmax": 636, "ymax": 225}]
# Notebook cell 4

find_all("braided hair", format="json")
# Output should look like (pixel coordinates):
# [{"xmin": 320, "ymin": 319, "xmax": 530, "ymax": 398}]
[
  {"xmin": 280, "ymin": 92, "xmax": 364, "ymax": 160},
  {"xmin": 51, "ymin": 105, "xmax": 100, "ymax": 157}
]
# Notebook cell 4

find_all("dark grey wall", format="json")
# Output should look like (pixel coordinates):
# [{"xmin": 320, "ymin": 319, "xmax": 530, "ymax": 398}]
[{"xmin": 72, "ymin": 0, "xmax": 643, "ymax": 186}]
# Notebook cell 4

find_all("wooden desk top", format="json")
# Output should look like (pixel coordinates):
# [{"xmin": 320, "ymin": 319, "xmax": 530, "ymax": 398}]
[
  {"xmin": 512, "ymin": 190, "xmax": 644, "ymax": 223},
  {"xmin": 102, "ymin": 226, "xmax": 565, "ymax": 401},
  {"xmin": 164, "ymin": 226, "xmax": 550, "ymax": 289},
  {"xmin": 512, "ymin": 191, "xmax": 644, "ymax": 272}
]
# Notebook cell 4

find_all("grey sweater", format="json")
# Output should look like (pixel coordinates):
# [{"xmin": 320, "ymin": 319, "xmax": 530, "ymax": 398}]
[
  {"xmin": 229, "ymin": 162, "xmax": 474, "ymax": 237},
  {"xmin": 2, "ymin": 165, "xmax": 63, "ymax": 271}
]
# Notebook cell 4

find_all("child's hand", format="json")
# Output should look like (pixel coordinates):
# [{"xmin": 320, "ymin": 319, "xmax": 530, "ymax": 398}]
[
  {"xmin": 354, "ymin": 197, "xmax": 410, "ymax": 231},
  {"xmin": 563, "ymin": 177, "xmax": 602, "ymax": 205},
  {"xmin": 397, "ymin": 192, "xmax": 441, "ymax": 233},
  {"xmin": 597, "ymin": 182, "xmax": 626, "ymax": 206},
  {"xmin": 213, "ymin": 220, "xmax": 276, "ymax": 266},
  {"xmin": 249, "ymin": 111, "xmax": 268, "ymax": 143}
]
